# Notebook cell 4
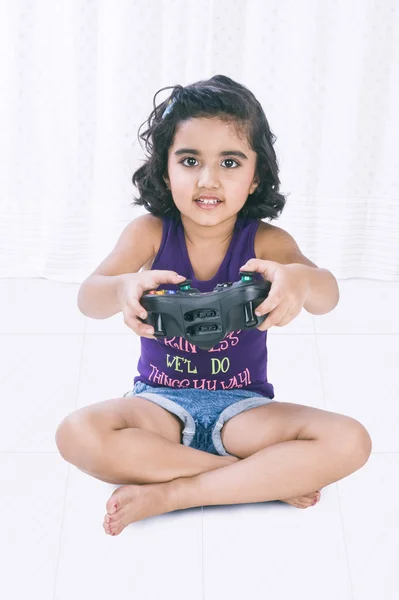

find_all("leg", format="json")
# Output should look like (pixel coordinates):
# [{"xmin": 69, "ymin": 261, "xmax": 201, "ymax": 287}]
[
  {"xmin": 103, "ymin": 408, "xmax": 372, "ymax": 535},
  {"xmin": 169, "ymin": 429, "xmax": 371, "ymax": 511},
  {"xmin": 168, "ymin": 403, "xmax": 372, "ymax": 508},
  {"xmin": 55, "ymin": 395, "xmax": 236, "ymax": 485},
  {"xmin": 219, "ymin": 400, "xmax": 372, "ymax": 506}
]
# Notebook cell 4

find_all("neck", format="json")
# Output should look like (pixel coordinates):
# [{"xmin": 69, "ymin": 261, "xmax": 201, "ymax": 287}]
[{"xmin": 180, "ymin": 214, "xmax": 237, "ymax": 248}]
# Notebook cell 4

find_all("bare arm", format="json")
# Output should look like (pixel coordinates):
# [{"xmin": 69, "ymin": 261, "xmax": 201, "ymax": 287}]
[
  {"xmin": 77, "ymin": 215, "xmax": 161, "ymax": 318},
  {"xmin": 77, "ymin": 274, "xmax": 131, "ymax": 318}
]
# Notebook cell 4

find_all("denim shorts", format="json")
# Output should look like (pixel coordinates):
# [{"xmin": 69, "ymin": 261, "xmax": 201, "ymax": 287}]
[{"xmin": 123, "ymin": 381, "xmax": 277, "ymax": 457}]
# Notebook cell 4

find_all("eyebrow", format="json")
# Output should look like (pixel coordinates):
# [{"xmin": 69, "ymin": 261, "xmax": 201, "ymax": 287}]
[{"xmin": 174, "ymin": 148, "xmax": 249, "ymax": 160}]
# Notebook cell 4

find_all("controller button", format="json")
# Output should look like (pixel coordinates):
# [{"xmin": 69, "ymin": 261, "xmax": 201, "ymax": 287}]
[
  {"xmin": 214, "ymin": 282, "xmax": 233, "ymax": 290},
  {"xmin": 240, "ymin": 272, "xmax": 253, "ymax": 282},
  {"xmin": 178, "ymin": 279, "xmax": 192, "ymax": 291}
]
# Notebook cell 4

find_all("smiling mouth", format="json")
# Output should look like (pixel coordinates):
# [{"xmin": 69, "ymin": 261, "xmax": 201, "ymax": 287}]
[{"xmin": 194, "ymin": 199, "xmax": 222, "ymax": 204}]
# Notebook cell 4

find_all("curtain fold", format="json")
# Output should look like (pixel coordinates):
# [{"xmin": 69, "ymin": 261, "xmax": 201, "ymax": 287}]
[{"xmin": 1, "ymin": 0, "xmax": 398, "ymax": 282}]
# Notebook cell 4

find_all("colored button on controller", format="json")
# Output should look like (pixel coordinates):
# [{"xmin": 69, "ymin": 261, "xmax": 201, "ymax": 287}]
[{"xmin": 240, "ymin": 271, "xmax": 253, "ymax": 282}]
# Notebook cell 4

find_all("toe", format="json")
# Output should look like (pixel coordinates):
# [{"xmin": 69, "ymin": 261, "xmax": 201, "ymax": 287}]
[
  {"xmin": 106, "ymin": 496, "xmax": 120, "ymax": 515},
  {"xmin": 106, "ymin": 485, "xmax": 130, "ymax": 514},
  {"xmin": 298, "ymin": 496, "xmax": 315, "ymax": 508},
  {"xmin": 109, "ymin": 523, "xmax": 123, "ymax": 536},
  {"xmin": 104, "ymin": 508, "xmax": 128, "ymax": 535},
  {"xmin": 307, "ymin": 491, "xmax": 321, "ymax": 505},
  {"xmin": 103, "ymin": 521, "xmax": 112, "ymax": 535}
]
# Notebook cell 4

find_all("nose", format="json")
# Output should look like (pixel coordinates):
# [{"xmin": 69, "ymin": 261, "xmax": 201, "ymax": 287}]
[{"xmin": 197, "ymin": 167, "xmax": 220, "ymax": 189}]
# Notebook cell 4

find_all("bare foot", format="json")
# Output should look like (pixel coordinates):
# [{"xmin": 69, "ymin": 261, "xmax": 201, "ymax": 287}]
[
  {"xmin": 103, "ymin": 456, "xmax": 240, "ymax": 536},
  {"xmin": 280, "ymin": 490, "xmax": 321, "ymax": 509},
  {"xmin": 103, "ymin": 458, "xmax": 319, "ymax": 536},
  {"xmin": 103, "ymin": 483, "xmax": 173, "ymax": 536}
]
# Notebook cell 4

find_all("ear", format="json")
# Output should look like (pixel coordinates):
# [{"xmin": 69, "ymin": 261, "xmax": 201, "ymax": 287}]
[
  {"xmin": 163, "ymin": 175, "xmax": 170, "ymax": 189},
  {"xmin": 249, "ymin": 179, "xmax": 259, "ymax": 194}
]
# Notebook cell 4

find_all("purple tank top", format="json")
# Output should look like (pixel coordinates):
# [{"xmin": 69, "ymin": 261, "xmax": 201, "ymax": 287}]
[{"xmin": 133, "ymin": 215, "xmax": 275, "ymax": 398}]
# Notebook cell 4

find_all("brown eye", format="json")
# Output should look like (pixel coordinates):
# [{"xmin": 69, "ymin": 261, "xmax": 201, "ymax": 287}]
[
  {"xmin": 180, "ymin": 157, "xmax": 198, "ymax": 167},
  {"xmin": 179, "ymin": 157, "xmax": 240, "ymax": 168},
  {"xmin": 222, "ymin": 159, "xmax": 240, "ymax": 168}
]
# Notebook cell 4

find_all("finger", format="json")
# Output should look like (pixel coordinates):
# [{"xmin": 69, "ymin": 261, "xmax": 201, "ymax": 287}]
[
  {"xmin": 140, "ymin": 320, "xmax": 154, "ymax": 337},
  {"xmin": 240, "ymin": 259, "xmax": 279, "ymax": 279},
  {"xmin": 147, "ymin": 271, "xmax": 186, "ymax": 288},
  {"xmin": 129, "ymin": 299, "xmax": 148, "ymax": 320},
  {"xmin": 131, "ymin": 301, "xmax": 158, "ymax": 338},
  {"xmin": 122, "ymin": 311, "xmax": 155, "ymax": 338},
  {"xmin": 161, "ymin": 271, "xmax": 187, "ymax": 283},
  {"xmin": 262, "ymin": 305, "xmax": 301, "ymax": 330},
  {"xmin": 276, "ymin": 307, "xmax": 302, "ymax": 327},
  {"xmin": 257, "ymin": 304, "xmax": 290, "ymax": 330},
  {"xmin": 255, "ymin": 285, "xmax": 284, "ymax": 316}
]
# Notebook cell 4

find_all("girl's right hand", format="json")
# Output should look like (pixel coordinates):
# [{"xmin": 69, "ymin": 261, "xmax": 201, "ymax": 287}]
[{"xmin": 117, "ymin": 270, "xmax": 186, "ymax": 338}]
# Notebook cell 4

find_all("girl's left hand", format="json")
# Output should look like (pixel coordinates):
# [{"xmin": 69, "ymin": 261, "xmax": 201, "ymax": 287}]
[{"xmin": 239, "ymin": 258, "xmax": 310, "ymax": 330}]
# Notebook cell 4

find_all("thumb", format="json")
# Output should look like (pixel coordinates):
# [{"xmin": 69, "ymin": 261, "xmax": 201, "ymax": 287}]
[
  {"xmin": 240, "ymin": 260, "xmax": 251, "ymax": 269},
  {"xmin": 139, "ymin": 270, "xmax": 186, "ymax": 293},
  {"xmin": 240, "ymin": 258, "xmax": 262, "ymax": 271},
  {"xmin": 240, "ymin": 259, "xmax": 279, "ymax": 279},
  {"xmin": 152, "ymin": 270, "xmax": 186, "ymax": 283}
]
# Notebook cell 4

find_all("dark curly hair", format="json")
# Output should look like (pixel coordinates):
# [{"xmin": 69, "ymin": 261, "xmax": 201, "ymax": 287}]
[{"xmin": 131, "ymin": 74, "xmax": 288, "ymax": 222}]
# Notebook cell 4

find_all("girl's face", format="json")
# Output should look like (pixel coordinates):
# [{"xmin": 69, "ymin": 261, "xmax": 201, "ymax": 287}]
[{"xmin": 164, "ymin": 117, "xmax": 259, "ymax": 224}]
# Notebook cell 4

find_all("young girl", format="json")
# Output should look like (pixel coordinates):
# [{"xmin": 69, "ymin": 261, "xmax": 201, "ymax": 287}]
[{"xmin": 56, "ymin": 74, "xmax": 372, "ymax": 537}]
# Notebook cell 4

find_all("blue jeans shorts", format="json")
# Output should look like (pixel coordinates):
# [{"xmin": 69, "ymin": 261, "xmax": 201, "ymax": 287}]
[{"xmin": 123, "ymin": 381, "xmax": 277, "ymax": 457}]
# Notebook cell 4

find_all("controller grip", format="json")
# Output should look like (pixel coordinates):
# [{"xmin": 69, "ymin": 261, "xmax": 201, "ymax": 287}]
[
  {"xmin": 153, "ymin": 313, "xmax": 166, "ymax": 336},
  {"xmin": 244, "ymin": 300, "xmax": 257, "ymax": 326}
]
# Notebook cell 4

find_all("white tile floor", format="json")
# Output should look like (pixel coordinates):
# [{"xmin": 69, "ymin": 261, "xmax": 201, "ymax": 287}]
[{"xmin": 1, "ymin": 278, "xmax": 398, "ymax": 600}]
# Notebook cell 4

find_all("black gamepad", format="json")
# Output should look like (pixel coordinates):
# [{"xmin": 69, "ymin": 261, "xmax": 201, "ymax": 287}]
[{"xmin": 139, "ymin": 271, "xmax": 271, "ymax": 350}]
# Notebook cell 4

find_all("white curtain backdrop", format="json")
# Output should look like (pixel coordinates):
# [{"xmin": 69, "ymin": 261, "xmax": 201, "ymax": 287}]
[{"xmin": 1, "ymin": 0, "xmax": 398, "ymax": 282}]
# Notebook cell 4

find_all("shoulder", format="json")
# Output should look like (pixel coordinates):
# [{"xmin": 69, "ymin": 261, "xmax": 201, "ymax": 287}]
[
  {"xmin": 148, "ymin": 214, "xmax": 173, "ymax": 255},
  {"xmin": 254, "ymin": 220, "xmax": 318, "ymax": 267},
  {"xmin": 132, "ymin": 213, "xmax": 164, "ymax": 253},
  {"xmin": 139, "ymin": 214, "xmax": 164, "ymax": 270},
  {"xmin": 88, "ymin": 213, "xmax": 165, "ymax": 277},
  {"xmin": 143, "ymin": 213, "xmax": 163, "ymax": 239}
]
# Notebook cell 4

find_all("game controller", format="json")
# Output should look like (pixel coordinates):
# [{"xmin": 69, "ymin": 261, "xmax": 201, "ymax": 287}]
[{"xmin": 139, "ymin": 271, "xmax": 272, "ymax": 350}]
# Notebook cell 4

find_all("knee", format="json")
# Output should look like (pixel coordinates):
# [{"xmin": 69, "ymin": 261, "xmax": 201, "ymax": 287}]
[
  {"xmin": 341, "ymin": 418, "xmax": 373, "ymax": 467},
  {"xmin": 55, "ymin": 415, "xmax": 104, "ymax": 468}
]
